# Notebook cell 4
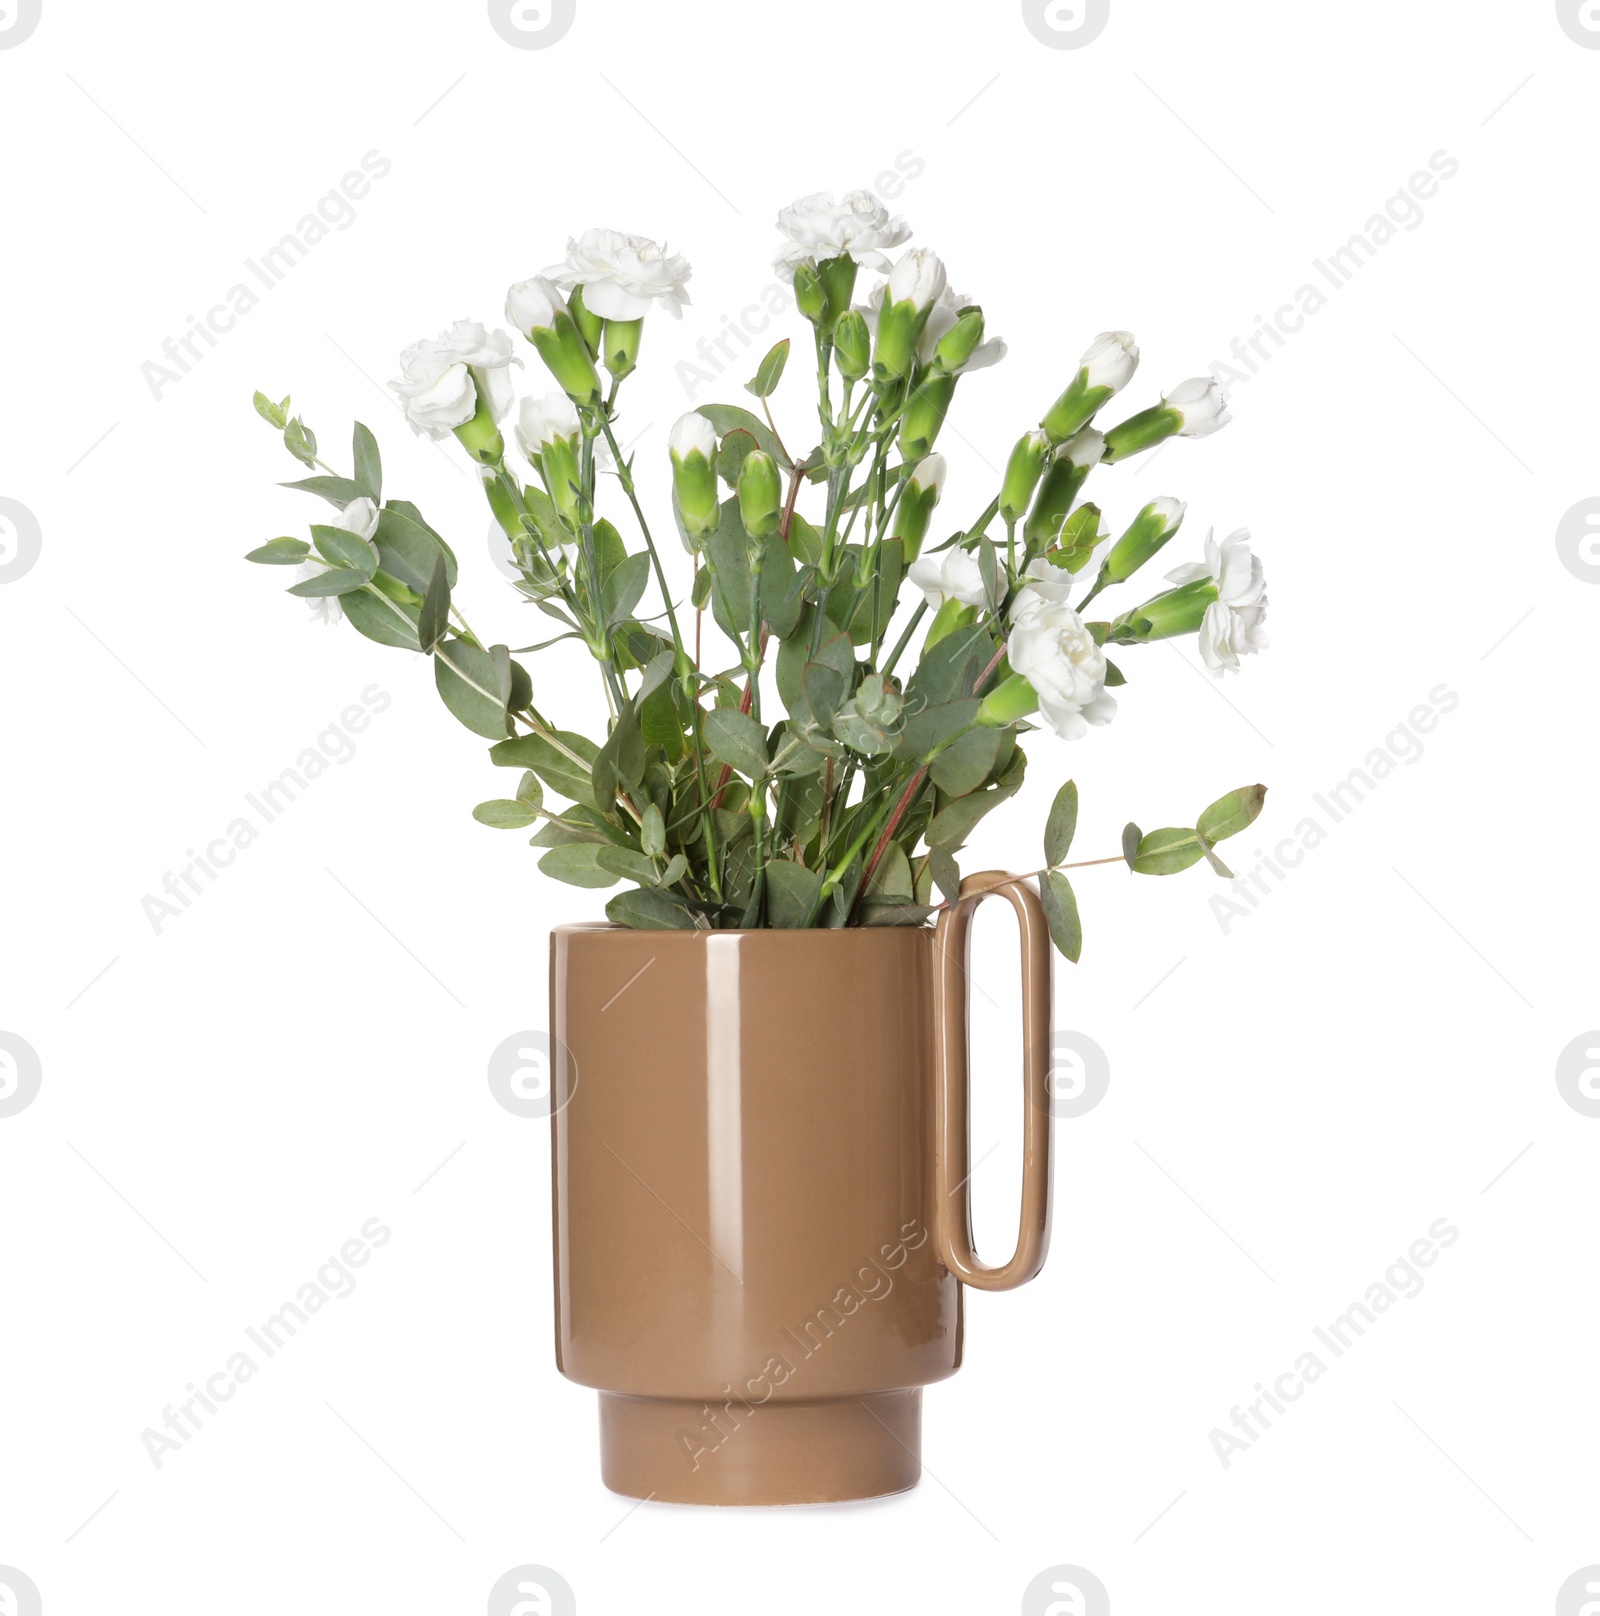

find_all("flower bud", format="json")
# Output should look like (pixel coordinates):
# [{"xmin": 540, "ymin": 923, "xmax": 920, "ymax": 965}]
[
  {"xmin": 932, "ymin": 307, "xmax": 985, "ymax": 374},
  {"xmin": 566, "ymin": 284, "xmax": 605, "ymax": 356},
  {"xmin": 669, "ymin": 411, "xmax": 721, "ymax": 540},
  {"xmin": 999, "ymin": 430, "xmax": 1051, "ymax": 523},
  {"xmin": 1102, "ymin": 377, "xmax": 1228, "ymax": 462},
  {"xmin": 833, "ymin": 309, "xmax": 871, "ymax": 382},
  {"xmin": 793, "ymin": 261, "xmax": 828, "ymax": 325},
  {"xmin": 898, "ymin": 372, "xmax": 955, "ymax": 461},
  {"xmin": 817, "ymin": 254, "xmax": 860, "ymax": 330},
  {"xmin": 873, "ymin": 249, "xmax": 947, "ymax": 380},
  {"xmin": 890, "ymin": 453, "xmax": 946, "ymax": 561},
  {"xmin": 976, "ymin": 672, "xmax": 1039, "ymax": 728},
  {"xmin": 736, "ymin": 449, "xmax": 782, "ymax": 539},
  {"xmin": 1040, "ymin": 331, "xmax": 1140, "ymax": 444},
  {"xmin": 1110, "ymin": 575, "xmax": 1218, "ymax": 643},
  {"xmin": 603, "ymin": 318, "xmax": 644, "ymax": 382},
  {"xmin": 1102, "ymin": 497, "xmax": 1186, "ymax": 585},
  {"xmin": 1021, "ymin": 429, "xmax": 1104, "ymax": 548},
  {"xmin": 505, "ymin": 275, "xmax": 602, "ymax": 403}
]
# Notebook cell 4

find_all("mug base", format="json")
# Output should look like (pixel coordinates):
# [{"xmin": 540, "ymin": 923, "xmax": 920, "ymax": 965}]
[{"xmin": 598, "ymin": 1389, "xmax": 923, "ymax": 1506}]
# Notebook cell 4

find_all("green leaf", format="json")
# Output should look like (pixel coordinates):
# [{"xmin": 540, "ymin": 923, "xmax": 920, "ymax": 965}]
[
  {"xmin": 1199, "ymin": 836, "xmax": 1235, "ymax": 880},
  {"xmin": 280, "ymin": 474, "xmax": 364, "ymax": 507},
  {"xmin": 516, "ymin": 771, "xmax": 544, "ymax": 809},
  {"xmin": 311, "ymin": 525, "xmax": 377, "ymax": 578},
  {"xmin": 865, "ymin": 841, "xmax": 914, "ymax": 901},
  {"xmin": 926, "ymin": 722, "xmax": 999, "ymax": 794},
  {"xmin": 602, "ymin": 551, "xmax": 650, "ymax": 626},
  {"xmin": 284, "ymin": 417, "xmax": 318, "ymax": 468},
  {"xmin": 1055, "ymin": 504, "xmax": 1103, "ymax": 573},
  {"xmin": 1197, "ymin": 784, "xmax": 1267, "ymax": 844},
  {"xmin": 859, "ymin": 901, "xmax": 937, "ymax": 927},
  {"xmin": 765, "ymin": 859, "xmax": 823, "ymax": 928},
  {"xmin": 802, "ymin": 661, "xmax": 848, "ymax": 728},
  {"xmin": 703, "ymin": 708, "xmax": 769, "ymax": 779},
  {"xmin": 253, "ymin": 391, "xmax": 288, "ymax": 429},
  {"xmin": 1103, "ymin": 657, "xmax": 1126, "ymax": 687},
  {"xmin": 907, "ymin": 618, "xmax": 991, "ymax": 707},
  {"xmin": 352, "ymin": 422, "xmax": 382, "ymax": 502},
  {"xmin": 715, "ymin": 428, "xmax": 760, "ymax": 489},
  {"xmin": 605, "ymin": 886, "xmax": 698, "ymax": 930},
  {"xmin": 596, "ymin": 846, "xmax": 663, "ymax": 885},
  {"xmin": 696, "ymin": 403, "xmax": 793, "ymax": 469},
  {"xmin": 245, "ymin": 537, "xmax": 308, "ymax": 565},
  {"xmin": 745, "ymin": 338, "xmax": 790, "ymax": 398},
  {"xmin": 1121, "ymin": 822, "xmax": 1142, "ymax": 870},
  {"xmin": 640, "ymin": 803, "xmax": 666, "ymax": 859},
  {"xmin": 760, "ymin": 532, "xmax": 805, "ymax": 638},
  {"xmin": 490, "ymin": 729, "xmax": 600, "ymax": 810},
  {"xmin": 473, "ymin": 799, "xmax": 540, "ymax": 829},
  {"xmin": 418, "ymin": 553, "xmax": 450, "ymax": 654},
  {"xmin": 897, "ymin": 698, "xmax": 981, "ymax": 763},
  {"xmin": 592, "ymin": 705, "xmax": 645, "ymax": 806},
  {"xmin": 288, "ymin": 568, "xmax": 368, "ymax": 598},
  {"xmin": 434, "ymin": 638, "xmax": 512, "ymax": 740},
  {"xmin": 926, "ymin": 786, "xmax": 1005, "ymax": 850},
  {"xmin": 538, "ymin": 843, "xmax": 621, "ymax": 889},
  {"xmin": 1040, "ymin": 870, "xmax": 1083, "ymax": 962},
  {"xmin": 1044, "ymin": 781, "xmax": 1079, "ymax": 867},
  {"xmin": 930, "ymin": 849, "xmax": 961, "ymax": 905},
  {"xmin": 375, "ymin": 503, "xmax": 458, "ymax": 593},
  {"xmin": 658, "ymin": 853, "xmax": 689, "ymax": 888},
  {"xmin": 1132, "ymin": 827, "xmax": 1206, "ymax": 876},
  {"xmin": 342, "ymin": 587, "xmax": 421, "ymax": 650}
]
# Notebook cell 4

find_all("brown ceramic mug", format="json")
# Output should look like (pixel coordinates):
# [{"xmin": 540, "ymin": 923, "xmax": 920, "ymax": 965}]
[{"xmin": 548, "ymin": 871, "xmax": 1053, "ymax": 1506}]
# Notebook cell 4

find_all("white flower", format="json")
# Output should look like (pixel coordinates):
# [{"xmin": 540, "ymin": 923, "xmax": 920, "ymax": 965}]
[
  {"xmin": 338, "ymin": 496, "xmax": 380, "ymax": 542},
  {"xmin": 505, "ymin": 275, "xmax": 567, "ymax": 335},
  {"xmin": 1166, "ymin": 527, "xmax": 1268, "ymax": 675},
  {"xmin": 885, "ymin": 247, "xmax": 947, "ymax": 313},
  {"xmin": 669, "ymin": 410, "xmax": 718, "ymax": 461},
  {"xmin": 1081, "ymin": 330, "xmax": 1140, "ymax": 392},
  {"xmin": 910, "ymin": 453, "xmax": 947, "ymax": 495},
  {"xmin": 517, "ymin": 392, "xmax": 580, "ymax": 457},
  {"xmin": 771, "ymin": 189, "xmax": 911, "ymax": 280},
  {"xmin": 1059, "ymin": 426, "xmax": 1106, "ymax": 470},
  {"xmin": 543, "ymin": 229, "xmax": 692, "ymax": 321},
  {"xmin": 390, "ymin": 321, "xmax": 517, "ymax": 440},
  {"xmin": 1148, "ymin": 495, "xmax": 1187, "ymax": 529},
  {"xmin": 909, "ymin": 548, "xmax": 987, "ymax": 609},
  {"xmin": 861, "ymin": 282, "xmax": 1006, "ymax": 372},
  {"xmin": 1167, "ymin": 375, "xmax": 1231, "ymax": 438},
  {"xmin": 1006, "ymin": 596, "xmax": 1117, "ymax": 741}
]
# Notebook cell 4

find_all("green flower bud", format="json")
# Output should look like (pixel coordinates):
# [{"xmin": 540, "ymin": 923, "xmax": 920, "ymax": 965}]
[
  {"xmin": 669, "ymin": 412, "xmax": 721, "ymax": 541},
  {"xmin": 817, "ymin": 254, "xmax": 859, "ymax": 330},
  {"xmin": 566, "ymin": 284, "xmax": 605, "ymax": 356},
  {"xmin": 538, "ymin": 436, "xmax": 583, "ymax": 528},
  {"xmin": 1022, "ymin": 429, "xmax": 1105, "ymax": 548},
  {"xmin": 793, "ymin": 261, "xmax": 828, "ymax": 326},
  {"xmin": 923, "ymin": 596, "xmax": 976, "ymax": 651},
  {"xmin": 898, "ymin": 373, "xmax": 956, "ymax": 461},
  {"xmin": 603, "ymin": 318, "xmax": 644, "ymax": 382},
  {"xmin": 506, "ymin": 277, "xmax": 602, "ymax": 403},
  {"xmin": 1103, "ymin": 497, "xmax": 1186, "ymax": 585},
  {"xmin": 1100, "ymin": 402, "xmax": 1183, "ymax": 463},
  {"xmin": 452, "ymin": 378, "xmax": 506, "ymax": 465},
  {"xmin": 873, "ymin": 249, "xmax": 946, "ymax": 379},
  {"xmin": 1041, "ymin": 331, "xmax": 1140, "ymax": 443},
  {"xmin": 976, "ymin": 672, "xmax": 1039, "ymax": 729},
  {"xmin": 1110, "ymin": 576, "xmax": 1218, "ymax": 643},
  {"xmin": 933, "ymin": 308, "xmax": 985, "ymax": 374},
  {"xmin": 890, "ymin": 454, "xmax": 947, "ymax": 562},
  {"xmin": 999, "ymin": 430, "xmax": 1051, "ymax": 523},
  {"xmin": 736, "ymin": 449, "xmax": 782, "ymax": 539},
  {"xmin": 833, "ymin": 309, "xmax": 871, "ymax": 382}
]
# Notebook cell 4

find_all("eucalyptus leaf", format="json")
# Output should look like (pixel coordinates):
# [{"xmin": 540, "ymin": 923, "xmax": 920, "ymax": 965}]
[
  {"xmin": 253, "ymin": 391, "xmax": 288, "ymax": 429},
  {"xmin": 926, "ymin": 721, "xmax": 999, "ymax": 794},
  {"xmin": 602, "ymin": 551, "xmax": 650, "ymax": 626},
  {"xmin": 897, "ymin": 699, "xmax": 981, "ymax": 763},
  {"xmin": 516, "ymin": 771, "xmax": 544, "ymax": 809},
  {"xmin": 930, "ymin": 849, "xmax": 962, "ymax": 905},
  {"xmin": 703, "ymin": 708, "xmax": 769, "ymax": 779},
  {"xmin": 311, "ymin": 525, "xmax": 378, "ymax": 578},
  {"xmin": 418, "ymin": 553, "xmax": 450, "ymax": 654},
  {"xmin": 280, "ymin": 474, "xmax": 365, "ymax": 506},
  {"xmin": 745, "ymin": 338, "xmax": 790, "ymax": 398},
  {"xmin": 473, "ymin": 799, "xmax": 540, "ymax": 829},
  {"xmin": 352, "ymin": 422, "xmax": 382, "ymax": 502},
  {"xmin": 605, "ymin": 886, "xmax": 698, "ymax": 929},
  {"xmin": 640, "ymin": 803, "xmax": 666, "ymax": 859},
  {"xmin": 1044, "ymin": 780, "xmax": 1079, "ymax": 867},
  {"xmin": 288, "ymin": 568, "xmax": 369, "ymax": 598},
  {"xmin": 1040, "ymin": 870, "xmax": 1083, "ymax": 962},
  {"xmin": 765, "ymin": 858, "xmax": 822, "ymax": 928},
  {"xmin": 376, "ymin": 503, "xmax": 458, "ymax": 592},
  {"xmin": 539, "ymin": 843, "xmax": 621, "ymax": 889},
  {"xmin": 596, "ymin": 846, "xmax": 662, "ymax": 885},
  {"xmin": 245, "ymin": 537, "xmax": 308, "ymax": 565},
  {"xmin": 865, "ymin": 841, "xmax": 914, "ymax": 900},
  {"xmin": 490, "ymin": 730, "xmax": 600, "ymax": 810},
  {"xmin": 342, "ymin": 587, "xmax": 421, "ymax": 650},
  {"xmin": 715, "ymin": 428, "xmax": 760, "ymax": 489},
  {"xmin": 1197, "ymin": 784, "xmax": 1267, "ymax": 844},
  {"xmin": 697, "ymin": 403, "xmax": 792, "ymax": 469},
  {"xmin": 283, "ymin": 417, "xmax": 318, "ymax": 468},
  {"xmin": 434, "ymin": 638, "xmax": 512, "ymax": 740},
  {"xmin": 1121, "ymin": 822, "xmax": 1142, "ymax": 870},
  {"xmin": 1132, "ymin": 827, "xmax": 1206, "ymax": 876}
]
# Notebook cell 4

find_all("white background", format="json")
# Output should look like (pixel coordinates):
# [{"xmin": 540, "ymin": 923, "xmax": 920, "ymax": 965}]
[{"xmin": 2, "ymin": 1, "xmax": 1598, "ymax": 1611}]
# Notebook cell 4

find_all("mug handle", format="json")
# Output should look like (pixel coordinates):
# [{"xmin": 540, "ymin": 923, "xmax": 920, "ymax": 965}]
[{"xmin": 931, "ymin": 871, "xmax": 1054, "ymax": 1291}]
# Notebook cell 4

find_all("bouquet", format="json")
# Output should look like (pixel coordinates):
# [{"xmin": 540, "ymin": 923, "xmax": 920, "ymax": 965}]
[{"xmin": 247, "ymin": 190, "xmax": 1270, "ymax": 957}]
